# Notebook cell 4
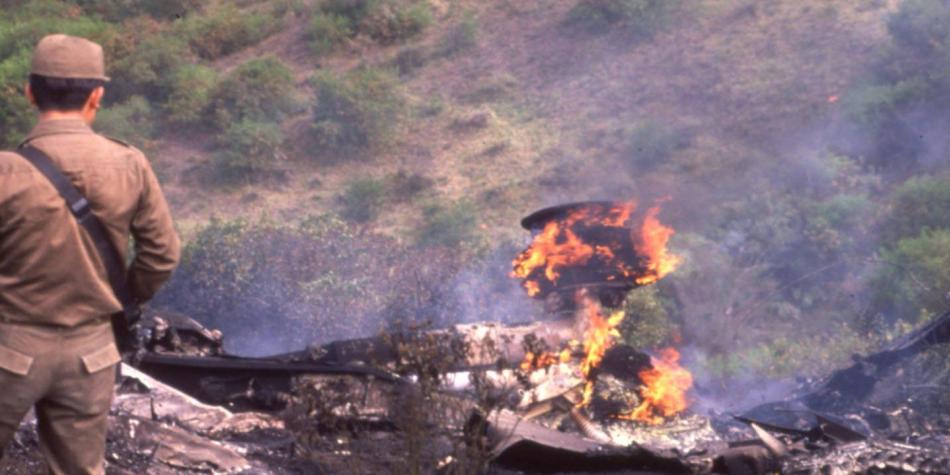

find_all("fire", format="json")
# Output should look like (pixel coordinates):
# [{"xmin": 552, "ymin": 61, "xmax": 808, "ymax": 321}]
[
  {"xmin": 511, "ymin": 208, "xmax": 597, "ymax": 296},
  {"xmin": 511, "ymin": 201, "xmax": 680, "ymax": 297},
  {"xmin": 621, "ymin": 347, "xmax": 693, "ymax": 425},
  {"xmin": 577, "ymin": 294, "xmax": 625, "ymax": 406},
  {"xmin": 512, "ymin": 201, "xmax": 691, "ymax": 425},
  {"xmin": 520, "ymin": 348, "xmax": 571, "ymax": 372},
  {"xmin": 634, "ymin": 206, "xmax": 682, "ymax": 285}
]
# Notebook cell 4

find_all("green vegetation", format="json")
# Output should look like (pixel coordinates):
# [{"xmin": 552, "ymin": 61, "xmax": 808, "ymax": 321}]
[
  {"xmin": 307, "ymin": 0, "xmax": 432, "ymax": 56},
  {"xmin": 209, "ymin": 56, "xmax": 298, "ymax": 130},
  {"xmin": 872, "ymin": 229, "xmax": 950, "ymax": 322},
  {"xmin": 341, "ymin": 177, "xmax": 387, "ymax": 222},
  {"xmin": 164, "ymin": 64, "xmax": 219, "ymax": 127},
  {"xmin": 214, "ymin": 119, "xmax": 286, "ymax": 182},
  {"xmin": 841, "ymin": 0, "xmax": 950, "ymax": 172},
  {"xmin": 311, "ymin": 66, "xmax": 405, "ymax": 158},
  {"xmin": 177, "ymin": 5, "xmax": 280, "ymax": 60},
  {"xmin": 622, "ymin": 121, "xmax": 690, "ymax": 173},
  {"xmin": 880, "ymin": 176, "xmax": 950, "ymax": 245},
  {"xmin": 438, "ymin": 12, "xmax": 479, "ymax": 57},
  {"xmin": 307, "ymin": 11, "xmax": 352, "ymax": 55},
  {"xmin": 95, "ymin": 95, "xmax": 155, "ymax": 148},
  {"xmin": 619, "ymin": 286, "xmax": 674, "ymax": 349},
  {"xmin": 566, "ymin": 0, "xmax": 680, "ymax": 37},
  {"xmin": 75, "ymin": 0, "xmax": 204, "ymax": 21},
  {"xmin": 416, "ymin": 201, "xmax": 482, "ymax": 248}
]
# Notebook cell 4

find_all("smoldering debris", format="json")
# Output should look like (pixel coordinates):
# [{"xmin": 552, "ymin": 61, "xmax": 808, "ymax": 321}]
[{"xmin": 6, "ymin": 307, "xmax": 937, "ymax": 474}]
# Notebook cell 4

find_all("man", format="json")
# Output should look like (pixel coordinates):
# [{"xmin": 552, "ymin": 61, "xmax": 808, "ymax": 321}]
[{"xmin": 0, "ymin": 34, "xmax": 180, "ymax": 474}]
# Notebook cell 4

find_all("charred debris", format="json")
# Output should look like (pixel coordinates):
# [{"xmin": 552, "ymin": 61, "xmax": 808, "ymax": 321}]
[{"xmin": 8, "ymin": 202, "xmax": 948, "ymax": 474}]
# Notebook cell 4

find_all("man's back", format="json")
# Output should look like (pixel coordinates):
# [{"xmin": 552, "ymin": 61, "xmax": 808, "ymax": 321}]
[{"xmin": 0, "ymin": 118, "xmax": 180, "ymax": 327}]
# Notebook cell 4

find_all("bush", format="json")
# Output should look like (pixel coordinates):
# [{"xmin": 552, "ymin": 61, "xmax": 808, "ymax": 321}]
[
  {"xmin": 566, "ymin": 0, "xmax": 679, "ymax": 37},
  {"xmin": 361, "ymin": 2, "xmax": 432, "ymax": 44},
  {"xmin": 416, "ymin": 200, "xmax": 482, "ymax": 249},
  {"xmin": 392, "ymin": 46, "xmax": 428, "ymax": 76},
  {"xmin": 177, "ymin": 5, "xmax": 280, "ymax": 60},
  {"xmin": 881, "ymin": 176, "xmax": 950, "ymax": 245},
  {"xmin": 622, "ymin": 120, "xmax": 690, "ymax": 173},
  {"xmin": 214, "ymin": 119, "xmax": 286, "ymax": 182},
  {"xmin": 163, "ymin": 64, "xmax": 218, "ymax": 127},
  {"xmin": 75, "ymin": 0, "xmax": 204, "ymax": 21},
  {"xmin": 308, "ymin": 12, "xmax": 352, "ymax": 55},
  {"xmin": 341, "ymin": 178, "xmax": 387, "ymax": 222},
  {"xmin": 108, "ymin": 34, "xmax": 194, "ymax": 103},
  {"xmin": 95, "ymin": 96, "xmax": 155, "ymax": 148},
  {"xmin": 209, "ymin": 56, "xmax": 298, "ymax": 130},
  {"xmin": 154, "ymin": 216, "xmax": 475, "ymax": 354},
  {"xmin": 871, "ymin": 229, "xmax": 950, "ymax": 321},
  {"xmin": 311, "ymin": 67, "xmax": 405, "ymax": 156},
  {"xmin": 438, "ymin": 12, "xmax": 478, "ymax": 57},
  {"xmin": 619, "ymin": 286, "xmax": 674, "ymax": 349}
]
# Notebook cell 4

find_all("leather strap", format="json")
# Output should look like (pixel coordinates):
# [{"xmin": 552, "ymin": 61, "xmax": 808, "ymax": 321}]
[{"xmin": 15, "ymin": 145, "xmax": 134, "ymax": 311}]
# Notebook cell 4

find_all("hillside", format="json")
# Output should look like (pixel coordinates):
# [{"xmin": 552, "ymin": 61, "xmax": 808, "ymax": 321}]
[{"xmin": 1, "ymin": 0, "xmax": 949, "ymax": 377}]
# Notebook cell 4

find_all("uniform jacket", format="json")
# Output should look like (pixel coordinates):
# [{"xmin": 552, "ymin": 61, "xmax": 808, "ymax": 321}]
[{"xmin": 0, "ymin": 118, "xmax": 180, "ymax": 327}]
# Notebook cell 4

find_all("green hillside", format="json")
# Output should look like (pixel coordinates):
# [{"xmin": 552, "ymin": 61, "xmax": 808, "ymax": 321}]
[{"xmin": 2, "ymin": 0, "xmax": 949, "ymax": 378}]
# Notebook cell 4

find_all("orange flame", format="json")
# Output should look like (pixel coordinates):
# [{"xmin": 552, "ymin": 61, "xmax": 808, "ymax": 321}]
[
  {"xmin": 577, "ymin": 294, "xmax": 626, "ymax": 406},
  {"xmin": 634, "ymin": 206, "xmax": 682, "ymax": 285},
  {"xmin": 511, "ymin": 201, "xmax": 680, "ymax": 296},
  {"xmin": 520, "ymin": 349, "xmax": 572, "ymax": 372},
  {"xmin": 621, "ymin": 347, "xmax": 693, "ymax": 425}
]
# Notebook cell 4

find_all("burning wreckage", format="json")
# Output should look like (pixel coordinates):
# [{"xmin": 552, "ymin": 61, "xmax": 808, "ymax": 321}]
[{"xmin": 7, "ymin": 201, "xmax": 949, "ymax": 474}]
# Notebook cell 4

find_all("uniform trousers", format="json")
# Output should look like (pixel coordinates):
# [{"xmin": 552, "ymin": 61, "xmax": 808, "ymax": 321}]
[{"xmin": 0, "ymin": 320, "xmax": 119, "ymax": 475}]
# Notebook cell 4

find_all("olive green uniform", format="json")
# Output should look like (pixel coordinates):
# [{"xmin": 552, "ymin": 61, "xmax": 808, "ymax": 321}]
[{"xmin": 0, "ymin": 35, "xmax": 180, "ymax": 475}]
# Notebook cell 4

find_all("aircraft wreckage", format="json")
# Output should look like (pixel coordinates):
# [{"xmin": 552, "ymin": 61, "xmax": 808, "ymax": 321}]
[{"xmin": 5, "ymin": 201, "xmax": 948, "ymax": 474}]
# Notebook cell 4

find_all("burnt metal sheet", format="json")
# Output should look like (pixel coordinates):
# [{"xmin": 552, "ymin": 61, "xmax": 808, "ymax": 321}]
[{"xmin": 484, "ymin": 409, "xmax": 695, "ymax": 473}]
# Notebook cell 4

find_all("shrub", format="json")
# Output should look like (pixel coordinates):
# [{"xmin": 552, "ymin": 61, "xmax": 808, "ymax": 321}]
[
  {"xmin": 95, "ymin": 96, "xmax": 155, "ymax": 148},
  {"xmin": 438, "ymin": 12, "xmax": 478, "ymax": 57},
  {"xmin": 108, "ymin": 34, "xmax": 194, "ymax": 102},
  {"xmin": 619, "ymin": 286, "xmax": 674, "ymax": 349},
  {"xmin": 154, "ymin": 216, "xmax": 475, "ymax": 353},
  {"xmin": 566, "ymin": 0, "xmax": 679, "ymax": 37},
  {"xmin": 392, "ymin": 46, "xmax": 428, "ymax": 76},
  {"xmin": 361, "ymin": 2, "xmax": 432, "ymax": 44},
  {"xmin": 177, "ymin": 5, "xmax": 280, "ymax": 60},
  {"xmin": 871, "ymin": 229, "xmax": 950, "ymax": 321},
  {"xmin": 311, "ymin": 67, "xmax": 405, "ymax": 156},
  {"xmin": 209, "ymin": 56, "xmax": 298, "ymax": 130},
  {"xmin": 881, "ymin": 176, "xmax": 950, "ymax": 245},
  {"xmin": 341, "ymin": 177, "xmax": 387, "ymax": 222},
  {"xmin": 75, "ymin": 0, "xmax": 204, "ymax": 21},
  {"xmin": 622, "ymin": 120, "xmax": 690, "ymax": 173},
  {"xmin": 214, "ymin": 119, "xmax": 286, "ymax": 182},
  {"xmin": 321, "ymin": 0, "xmax": 377, "ymax": 25},
  {"xmin": 163, "ymin": 64, "xmax": 218, "ymax": 127},
  {"xmin": 416, "ymin": 200, "xmax": 482, "ymax": 249},
  {"xmin": 308, "ymin": 12, "xmax": 352, "ymax": 55}
]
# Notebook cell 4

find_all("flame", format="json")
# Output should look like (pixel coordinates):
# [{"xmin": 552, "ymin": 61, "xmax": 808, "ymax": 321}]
[
  {"xmin": 634, "ymin": 206, "xmax": 682, "ymax": 285},
  {"xmin": 511, "ymin": 201, "xmax": 680, "ymax": 297},
  {"xmin": 520, "ymin": 348, "xmax": 572, "ymax": 372},
  {"xmin": 511, "ymin": 201, "xmax": 690, "ymax": 424},
  {"xmin": 577, "ymin": 294, "xmax": 625, "ymax": 406},
  {"xmin": 621, "ymin": 347, "xmax": 693, "ymax": 425},
  {"xmin": 511, "ymin": 208, "xmax": 598, "ymax": 296}
]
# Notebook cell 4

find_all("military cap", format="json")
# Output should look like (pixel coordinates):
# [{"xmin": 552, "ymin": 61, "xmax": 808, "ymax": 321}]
[{"xmin": 31, "ymin": 34, "xmax": 110, "ymax": 81}]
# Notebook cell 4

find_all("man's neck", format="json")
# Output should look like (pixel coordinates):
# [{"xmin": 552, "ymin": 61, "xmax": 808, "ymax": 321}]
[{"xmin": 38, "ymin": 110, "xmax": 91, "ymax": 124}]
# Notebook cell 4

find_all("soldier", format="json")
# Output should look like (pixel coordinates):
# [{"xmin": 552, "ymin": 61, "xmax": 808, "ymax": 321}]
[{"xmin": 0, "ymin": 34, "xmax": 181, "ymax": 473}]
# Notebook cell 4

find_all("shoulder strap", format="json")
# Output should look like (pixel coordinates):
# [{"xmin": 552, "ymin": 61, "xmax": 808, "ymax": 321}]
[{"xmin": 16, "ymin": 145, "xmax": 135, "ymax": 311}]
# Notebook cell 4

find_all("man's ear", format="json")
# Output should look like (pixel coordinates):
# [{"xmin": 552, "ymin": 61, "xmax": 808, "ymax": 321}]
[
  {"xmin": 24, "ymin": 82, "xmax": 37, "ymax": 106},
  {"xmin": 87, "ymin": 86, "xmax": 104, "ymax": 109}
]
